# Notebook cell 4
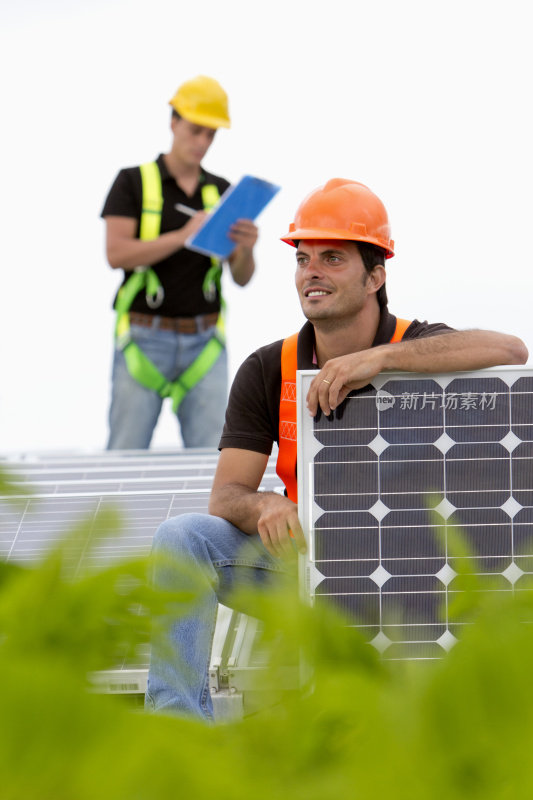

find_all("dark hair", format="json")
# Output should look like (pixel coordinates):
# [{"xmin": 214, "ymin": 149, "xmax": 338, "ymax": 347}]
[
  {"xmin": 357, "ymin": 242, "xmax": 388, "ymax": 307},
  {"xmin": 171, "ymin": 109, "xmax": 182, "ymax": 121}
]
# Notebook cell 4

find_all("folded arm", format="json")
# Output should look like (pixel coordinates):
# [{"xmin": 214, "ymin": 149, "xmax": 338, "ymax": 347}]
[
  {"xmin": 208, "ymin": 447, "xmax": 306, "ymax": 558},
  {"xmin": 308, "ymin": 329, "xmax": 529, "ymax": 416}
]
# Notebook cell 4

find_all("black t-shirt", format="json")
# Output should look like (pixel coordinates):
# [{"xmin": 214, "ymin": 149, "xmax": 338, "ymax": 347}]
[
  {"xmin": 219, "ymin": 311, "xmax": 454, "ymax": 454},
  {"xmin": 101, "ymin": 154, "xmax": 230, "ymax": 317}
]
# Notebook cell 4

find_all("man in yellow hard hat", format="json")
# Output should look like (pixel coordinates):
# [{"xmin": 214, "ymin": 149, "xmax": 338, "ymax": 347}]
[
  {"xmin": 101, "ymin": 75, "xmax": 258, "ymax": 449},
  {"xmin": 145, "ymin": 178, "xmax": 528, "ymax": 720}
]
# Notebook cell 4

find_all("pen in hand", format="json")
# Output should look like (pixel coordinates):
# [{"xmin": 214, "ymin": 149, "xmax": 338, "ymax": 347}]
[{"xmin": 175, "ymin": 203, "xmax": 197, "ymax": 217}]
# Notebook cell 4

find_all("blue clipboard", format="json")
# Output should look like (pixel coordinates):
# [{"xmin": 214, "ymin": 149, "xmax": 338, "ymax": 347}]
[{"xmin": 186, "ymin": 175, "xmax": 280, "ymax": 259}]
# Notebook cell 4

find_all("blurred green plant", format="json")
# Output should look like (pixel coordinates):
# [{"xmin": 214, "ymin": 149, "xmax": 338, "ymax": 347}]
[{"xmin": 1, "ymin": 470, "xmax": 533, "ymax": 800}]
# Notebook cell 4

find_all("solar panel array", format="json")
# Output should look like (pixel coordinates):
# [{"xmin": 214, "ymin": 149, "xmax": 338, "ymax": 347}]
[
  {"xmin": 0, "ymin": 448, "xmax": 280, "ymax": 568},
  {"xmin": 0, "ymin": 448, "xmax": 282, "ymax": 695},
  {"xmin": 297, "ymin": 368, "xmax": 533, "ymax": 660}
]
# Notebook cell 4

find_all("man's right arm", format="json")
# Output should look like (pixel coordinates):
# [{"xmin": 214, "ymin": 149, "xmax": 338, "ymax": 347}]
[
  {"xmin": 104, "ymin": 214, "xmax": 207, "ymax": 271},
  {"xmin": 208, "ymin": 447, "xmax": 307, "ymax": 558}
]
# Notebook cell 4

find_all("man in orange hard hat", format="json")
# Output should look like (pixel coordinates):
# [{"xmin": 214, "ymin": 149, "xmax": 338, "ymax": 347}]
[
  {"xmin": 101, "ymin": 76, "xmax": 258, "ymax": 450},
  {"xmin": 145, "ymin": 178, "xmax": 528, "ymax": 720}
]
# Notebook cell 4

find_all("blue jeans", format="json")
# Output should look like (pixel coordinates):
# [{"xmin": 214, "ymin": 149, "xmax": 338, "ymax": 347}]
[
  {"xmin": 107, "ymin": 323, "xmax": 228, "ymax": 449},
  {"xmin": 145, "ymin": 513, "xmax": 287, "ymax": 721}
]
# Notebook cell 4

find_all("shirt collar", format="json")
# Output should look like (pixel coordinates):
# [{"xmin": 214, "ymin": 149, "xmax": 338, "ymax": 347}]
[{"xmin": 372, "ymin": 306, "xmax": 396, "ymax": 345}]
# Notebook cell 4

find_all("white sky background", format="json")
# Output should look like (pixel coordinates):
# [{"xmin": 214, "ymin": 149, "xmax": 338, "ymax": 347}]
[{"xmin": 1, "ymin": 0, "xmax": 532, "ymax": 454}]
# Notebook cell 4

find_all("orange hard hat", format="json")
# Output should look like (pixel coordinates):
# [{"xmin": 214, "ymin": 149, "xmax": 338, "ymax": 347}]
[
  {"xmin": 169, "ymin": 75, "xmax": 230, "ymax": 129},
  {"xmin": 281, "ymin": 178, "xmax": 394, "ymax": 258}
]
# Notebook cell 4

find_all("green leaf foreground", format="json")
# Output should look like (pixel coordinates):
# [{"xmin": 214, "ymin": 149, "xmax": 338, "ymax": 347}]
[{"xmin": 1, "ymin": 473, "xmax": 533, "ymax": 799}]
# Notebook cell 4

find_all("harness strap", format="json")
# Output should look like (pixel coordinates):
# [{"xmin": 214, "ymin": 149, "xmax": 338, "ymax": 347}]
[
  {"xmin": 166, "ymin": 323, "xmax": 225, "ymax": 412},
  {"xmin": 390, "ymin": 317, "xmax": 411, "ymax": 343},
  {"xmin": 201, "ymin": 182, "xmax": 224, "ymax": 302},
  {"xmin": 139, "ymin": 162, "xmax": 163, "ymax": 241},
  {"xmin": 276, "ymin": 333, "xmax": 299, "ymax": 503}
]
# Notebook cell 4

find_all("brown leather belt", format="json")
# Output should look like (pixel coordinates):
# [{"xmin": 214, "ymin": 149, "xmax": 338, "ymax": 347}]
[{"xmin": 129, "ymin": 311, "xmax": 219, "ymax": 334}]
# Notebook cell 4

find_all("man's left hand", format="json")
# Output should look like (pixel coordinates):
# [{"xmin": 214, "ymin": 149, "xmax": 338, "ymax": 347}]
[{"xmin": 307, "ymin": 348, "xmax": 385, "ymax": 417}]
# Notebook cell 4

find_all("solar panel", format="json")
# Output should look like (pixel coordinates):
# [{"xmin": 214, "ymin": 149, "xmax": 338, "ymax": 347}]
[
  {"xmin": 0, "ymin": 448, "xmax": 284, "ymax": 702},
  {"xmin": 0, "ymin": 449, "xmax": 280, "ymax": 566},
  {"xmin": 297, "ymin": 368, "xmax": 533, "ymax": 660}
]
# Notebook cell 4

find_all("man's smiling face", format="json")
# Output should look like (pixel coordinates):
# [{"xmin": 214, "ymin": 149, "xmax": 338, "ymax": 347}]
[{"xmin": 295, "ymin": 239, "xmax": 378, "ymax": 324}]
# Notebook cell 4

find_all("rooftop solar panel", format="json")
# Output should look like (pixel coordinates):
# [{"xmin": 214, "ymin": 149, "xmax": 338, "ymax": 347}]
[{"xmin": 297, "ymin": 368, "xmax": 533, "ymax": 660}]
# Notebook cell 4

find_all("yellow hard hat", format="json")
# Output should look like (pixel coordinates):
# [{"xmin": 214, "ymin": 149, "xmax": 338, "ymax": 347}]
[{"xmin": 169, "ymin": 75, "xmax": 230, "ymax": 129}]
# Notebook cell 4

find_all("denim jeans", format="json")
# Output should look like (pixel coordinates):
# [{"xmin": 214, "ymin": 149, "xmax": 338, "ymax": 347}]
[
  {"xmin": 107, "ymin": 323, "xmax": 228, "ymax": 449},
  {"xmin": 145, "ymin": 513, "xmax": 287, "ymax": 721}
]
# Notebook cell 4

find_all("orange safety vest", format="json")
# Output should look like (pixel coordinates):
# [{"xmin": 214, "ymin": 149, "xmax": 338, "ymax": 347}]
[{"xmin": 276, "ymin": 318, "xmax": 412, "ymax": 503}]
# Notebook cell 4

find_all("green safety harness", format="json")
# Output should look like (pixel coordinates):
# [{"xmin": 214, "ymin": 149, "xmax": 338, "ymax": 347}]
[{"xmin": 114, "ymin": 161, "xmax": 226, "ymax": 413}]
